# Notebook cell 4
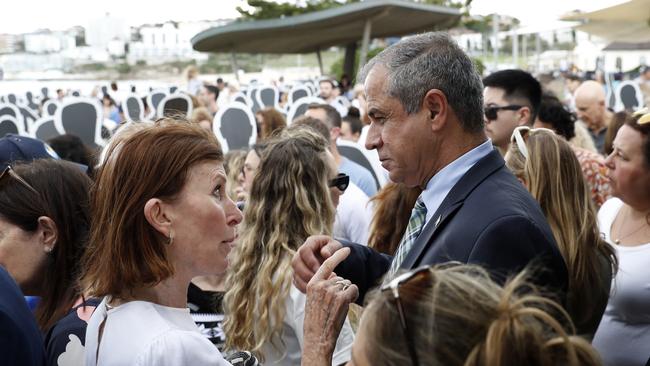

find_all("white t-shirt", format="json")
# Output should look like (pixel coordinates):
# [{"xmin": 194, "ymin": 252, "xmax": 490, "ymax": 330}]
[
  {"xmin": 593, "ymin": 198, "xmax": 650, "ymax": 366},
  {"xmin": 85, "ymin": 298, "xmax": 231, "ymax": 366},
  {"xmin": 259, "ymin": 285, "xmax": 354, "ymax": 366},
  {"xmin": 333, "ymin": 182, "xmax": 372, "ymax": 245}
]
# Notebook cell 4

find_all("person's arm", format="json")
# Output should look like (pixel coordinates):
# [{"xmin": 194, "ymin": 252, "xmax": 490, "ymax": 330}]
[
  {"xmin": 335, "ymin": 241, "xmax": 391, "ymax": 305},
  {"xmin": 292, "ymin": 236, "xmax": 391, "ymax": 304}
]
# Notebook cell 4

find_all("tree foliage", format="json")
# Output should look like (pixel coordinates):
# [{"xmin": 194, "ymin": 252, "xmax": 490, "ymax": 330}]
[
  {"xmin": 236, "ymin": 0, "xmax": 472, "ymax": 20},
  {"xmin": 237, "ymin": 0, "xmax": 360, "ymax": 20}
]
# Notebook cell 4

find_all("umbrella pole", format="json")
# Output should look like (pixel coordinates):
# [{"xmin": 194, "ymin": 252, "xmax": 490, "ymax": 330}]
[
  {"xmin": 316, "ymin": 48, "xmax": 324, "ymax": 76},
  {"xmin": 359, "ymin": 19, "xmax": 372, "ymax": 71},
  {"xmin": 231, "ymin": 50, "xmax": 239, "ymax": 82}
]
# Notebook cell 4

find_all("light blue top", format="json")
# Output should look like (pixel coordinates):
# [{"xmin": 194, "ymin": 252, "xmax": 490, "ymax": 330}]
[
  {"xmin": 421, "ymin": 139, "xmax": 493, "ymax": 226},
  {"xmin": 339, "ymin": 157, "xmax": 378, "ymax": 197}
]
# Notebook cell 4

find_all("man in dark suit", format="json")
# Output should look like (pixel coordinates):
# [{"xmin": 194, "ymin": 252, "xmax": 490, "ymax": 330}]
[
  {"xmin": 0, "ymin": 266, "xmax": 45, "ymax": 366},
  {"xmin": 292, "ymin": 32, "xmax": 567, "ymax": 303}
]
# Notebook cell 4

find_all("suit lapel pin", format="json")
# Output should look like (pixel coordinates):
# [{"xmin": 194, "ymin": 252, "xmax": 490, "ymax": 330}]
[{"xmin": 434, "ymin": 215, "xmax": 441, "ymax": 228}]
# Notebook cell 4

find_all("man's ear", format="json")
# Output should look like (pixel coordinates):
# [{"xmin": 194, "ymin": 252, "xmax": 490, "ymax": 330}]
[
  {"xmin": 144, "ymin": 198, "xmax": 172, "ymax": 238},
  {"xmin": 423, "ymin": 89, "xmax": 448, "ymax": 132},
  {"xmin": 517, "ymin": 107, "xmax": 532, "ymax": 126},
  {"xmin": 330, "ymin": 126, "xmax": 341, "ymax": 141},
  {"xmin": 37, "ymin": 216, "xmax": 58, "ymax": 253}
]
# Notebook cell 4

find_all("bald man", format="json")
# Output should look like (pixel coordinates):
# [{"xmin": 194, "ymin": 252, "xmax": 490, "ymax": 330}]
[{"xmin": 574, "ymin": 80, "xmax": 612, "ymax": 154}]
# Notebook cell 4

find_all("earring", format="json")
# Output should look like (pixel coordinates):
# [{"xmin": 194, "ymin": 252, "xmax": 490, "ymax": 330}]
[
  {"xmin": 166, "ymin": 231, "xmax": 174, "ymax": 246},
  {"xmin": 44, "ymin": 246, "xmax": 53, "ymax": 253}
]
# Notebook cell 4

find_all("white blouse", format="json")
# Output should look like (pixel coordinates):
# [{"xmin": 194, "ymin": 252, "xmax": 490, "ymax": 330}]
[
  {"xmin": 259, "ymin": 285, "xmax": 355, "ymax": 366},
  {"xmin": 85, "ymin": 298, "xmax": 231, "ymax": 366},
  {"xmin": 593, "ymin": 198, "xmax": 650, "ymax": 366}
]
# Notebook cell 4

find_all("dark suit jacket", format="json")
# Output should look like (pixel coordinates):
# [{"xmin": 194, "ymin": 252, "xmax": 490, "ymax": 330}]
[
  {"xmin": 0, "ymin": 266, "xmax": 45, "ymax": 366},
  {"xmin": 335, "ymin": 149, "xmax": 568, "ymax": 304}
]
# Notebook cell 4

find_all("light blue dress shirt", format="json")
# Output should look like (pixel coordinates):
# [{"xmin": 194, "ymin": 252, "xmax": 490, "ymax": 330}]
[{"xmin": 421, "ymin": 139, "xmax": 494, "ymax": 226}]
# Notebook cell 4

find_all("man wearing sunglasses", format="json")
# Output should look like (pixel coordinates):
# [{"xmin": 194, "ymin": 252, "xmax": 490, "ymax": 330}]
[
  {"xmin": 483, "ymin": 69, "xmax": 542, "ymax": 156},
  {"xmin": 292, "ymin": 32, "xmax": 567, "ymax": 305}
]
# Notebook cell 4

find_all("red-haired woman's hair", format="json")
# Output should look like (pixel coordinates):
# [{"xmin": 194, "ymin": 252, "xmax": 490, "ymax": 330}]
[{"xmin": 81, "ymin": 120, "xmax": 223, "ymax": 299}]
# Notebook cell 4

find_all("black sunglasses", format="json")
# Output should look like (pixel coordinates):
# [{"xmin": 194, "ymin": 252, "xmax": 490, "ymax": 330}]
[
  {"xmin": 0, "ymin": 165, "xmax": 38, "ymax": 194},
  {"xmin": 484, "ymin": 105, "xmax": 524, "ymax": 121},
  {"xmin": 380, "ymin": 265, "xmax": 431, "ymax": 366},
  {"xmin": 328, "ymin": 173, "xmax": 349, "ymax": 192}
]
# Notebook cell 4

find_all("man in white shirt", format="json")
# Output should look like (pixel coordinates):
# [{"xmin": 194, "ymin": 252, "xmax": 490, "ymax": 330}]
[{"xmin": 291, "ymin": 116, "xmax": 373, "ymax": 245}]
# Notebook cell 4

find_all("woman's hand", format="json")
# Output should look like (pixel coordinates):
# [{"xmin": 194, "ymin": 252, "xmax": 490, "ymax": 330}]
[{"xmin": 301, "ymin": 247, "xmax": 358, "ymax": 366}]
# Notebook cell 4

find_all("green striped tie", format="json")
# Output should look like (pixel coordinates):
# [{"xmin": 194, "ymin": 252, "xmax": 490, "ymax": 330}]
[{"xmin": 386, "ymin": 196, "xmax": 427, "ymax": 279}]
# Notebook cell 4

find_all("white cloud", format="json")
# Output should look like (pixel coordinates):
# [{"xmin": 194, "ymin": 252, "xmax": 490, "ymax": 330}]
[
  {"xmin": 0, "ymin": 0, "xmax": 244, "ymax": 34},
  {"xmin": 470, "ymin": 0, "xmax": 629, "ymax": 27}
]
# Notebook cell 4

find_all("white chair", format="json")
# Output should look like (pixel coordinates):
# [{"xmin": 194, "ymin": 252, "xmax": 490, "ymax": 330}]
[
  {"xmin": 18, "ymin": 106, "xmax": 39, "ymax": 134},
  {"xmin": 0, "ymin": 115, "xmax": 24, "ymax": 136},
  {"xmin": 330, "ymin": 99, "xmax": 349, "ymax": 118},
  {"xmin": 55, "ymin": 97, "xmax": 105, "ymax": 148},
  {"xmin": 43, "ymin": 100, "xmax": 59, "ymax": 116},
  {"xmin": 334, "ymin": 96, "xmax": 351, "ymax": 108},
  {"xmin": 25, "ymin": 91, "xmax": 39, "ymax": 111},
  {"xmin": 156, "ymin": 93, "xmax": 193, "ymax": 119},
  {"xmin": 614, "ymin": 81, "xmax": 644, "ymax": 112},
  {"xmin": 145, "ymin": 89, "xmax": 168, "ymax": 120},
  {"xmin": 254, "ymin": 85, "xmax": 280, "ymax": 110},
  {"xmin": 122, "ymin": 93, "xmax": 145, "ymax": 122},
  {"xmin": 0, "ymin": 103, "xmax": 25, "ymax": 135},
  {"xmin": 337, "ymin": 138, "xmax": 387, "ymax": 191},
  {"xmin": 231, "ymin": 91, "xmax": 254, "ymax": 108},
  {"xmin": 6, "ymin": 94, "xmax": 17, "ymax": 104},
  {"xmin": 288, "ymin": 84, "xmax": 311, "ymax": 105},
  {"xmin": 212, "ymin": 101, "xmax": 257, "ymax": 154},
  {"xmin": 286, "ymin": 96, "xmax": 326, "ymax": 125},
  {"xmin": 30, "ymin": 117, "xmax": 63, "ymax": 141}
]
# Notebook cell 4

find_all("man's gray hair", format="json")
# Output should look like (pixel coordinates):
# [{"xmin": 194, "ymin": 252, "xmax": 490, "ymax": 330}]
[{"xmin": 358, "ymin": 32, "xmax": 484, "ymax": 133}]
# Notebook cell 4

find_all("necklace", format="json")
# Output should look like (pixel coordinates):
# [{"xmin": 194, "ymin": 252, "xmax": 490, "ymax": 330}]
[{"xmin": 614, "ymin": 207, "xmax": 650, "ymax": 244}]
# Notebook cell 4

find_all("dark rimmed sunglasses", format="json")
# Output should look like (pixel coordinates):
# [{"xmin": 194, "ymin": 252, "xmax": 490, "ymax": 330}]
[
  {"xmin": 484, "ymin": 105, "xmax": 524, "ymax": 121},
  {"xmin": 0, "ymin": 165, "xmax": 38, "ymax": 194},
  {"xmin": 380, "ymin": 265, "xmax": 431, "ymax": 366},
  {"xmin": 328, "ymin": 173, "xmax": 349, "ymax": 192}
]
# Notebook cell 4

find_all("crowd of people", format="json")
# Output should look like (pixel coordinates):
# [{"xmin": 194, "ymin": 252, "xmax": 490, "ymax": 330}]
[{"xmin": 1, "ymin": 31, "xmax": 650, "ymax": 366}]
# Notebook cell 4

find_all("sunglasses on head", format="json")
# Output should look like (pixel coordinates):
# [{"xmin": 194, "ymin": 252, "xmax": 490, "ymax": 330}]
[
  {"xmin": 510, "ymin": 126, "xmax": 556, "ymax": 160},
  {"xmin": 633, "ymin": 108, "xmax": 650, "ymax": 125},
  {"xmin": 329, "ymin": 173, "xmax": 349, "ymax": 192},
  {"xmin": 380, "ymin": 265, "xmax": 432, "ymax": 366},
  {"xmin": 0, "ymin": 165, "xmax": 38, "ymax": 194},
  {"xmin": 484, "ymin": 105, "xmax": 524, "ymax": 121}
]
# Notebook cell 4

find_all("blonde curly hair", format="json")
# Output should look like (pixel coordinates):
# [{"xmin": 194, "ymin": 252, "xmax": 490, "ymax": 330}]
[{"xmin": 223, "ymin": 127, "xmax": 335, "ymax": 361}]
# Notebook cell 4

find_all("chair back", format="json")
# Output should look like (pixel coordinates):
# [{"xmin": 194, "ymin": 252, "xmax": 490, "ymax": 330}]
[
  {"xmin": 212, "ymin": 101, "xmax": 257, "ymax": 153},
  {"xmin": 286, "ymin": 96, "xmax": 326, "ymax": 125},
  {"xmin": 123, "ymin": 94, "xmax": 145, "ymax": 122},
  {"xmin": 55, "ymin": 97, "xmax": 104, "ymax": 148},
  {"xmin": 156, "ymin": 93, "xmax": 193, "ymax": 118}
]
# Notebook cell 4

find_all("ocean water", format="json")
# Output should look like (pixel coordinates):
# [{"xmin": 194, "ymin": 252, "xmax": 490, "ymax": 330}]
[{"xmin": 0, "ymin": 79, "xmax": 178, "ymax": 100}]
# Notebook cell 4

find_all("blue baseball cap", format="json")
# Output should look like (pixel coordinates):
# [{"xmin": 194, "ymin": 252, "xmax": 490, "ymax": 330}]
[{"xmin": 0, "ymin": 134, "xmax": 60, "ymax": 169}]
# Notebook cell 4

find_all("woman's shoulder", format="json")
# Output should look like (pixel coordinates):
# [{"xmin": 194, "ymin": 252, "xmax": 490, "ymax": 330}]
[
  {"xmin": 45, "ymin": 297, "xmax": 101, "ymax": 366},
  {"xmin": 135, "ymin": 329, "xmax": 229, "ymax": 366},
  {"xmin": 598, "ymin": 198, "xmax": 623, "ymax": 228}
]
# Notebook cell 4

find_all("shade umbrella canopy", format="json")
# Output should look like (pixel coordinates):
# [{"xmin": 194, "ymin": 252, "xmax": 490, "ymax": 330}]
[
  {"xmin": 561, "ymin": 0, "xmax": 650, "ymax": 43},
  {"xmin": 191, "ymin": 0, "xmax": 461, "ymax": 54}
]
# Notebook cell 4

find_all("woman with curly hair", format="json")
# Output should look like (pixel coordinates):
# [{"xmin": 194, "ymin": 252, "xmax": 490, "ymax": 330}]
[{"xmin": 224, "ymin": 127, "xmax": 354, "ymax": 365}]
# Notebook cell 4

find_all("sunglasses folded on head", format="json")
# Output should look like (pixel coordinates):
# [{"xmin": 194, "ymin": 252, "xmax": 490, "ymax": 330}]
[{"xmin": 0, "ymin": 165, "xmax": 38, "ymax": 194}]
